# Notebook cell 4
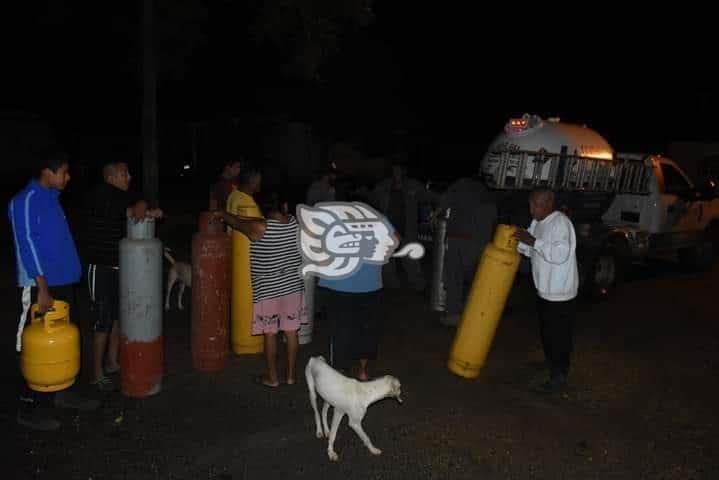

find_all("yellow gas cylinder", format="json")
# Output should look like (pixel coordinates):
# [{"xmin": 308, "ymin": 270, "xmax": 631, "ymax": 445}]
[
  {"xmin": 448, "ymin": 224, "xmax": 521, "ymax": 379},
  {"xmin": 230, "ymin": 230, "xmax": 264, "ymax": 354},
  {"xmin": 227, "ymin": 190, "xmax": 264, "ymax": 355},
  {"xmin": 21, "ymin": 300, "xmax": 80, "ymax": 392}
]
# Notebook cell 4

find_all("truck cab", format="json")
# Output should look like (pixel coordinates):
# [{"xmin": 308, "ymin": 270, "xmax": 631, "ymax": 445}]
[{"xmin": 603, "ymin": 154, "xmax": 719, "ymax": 267}]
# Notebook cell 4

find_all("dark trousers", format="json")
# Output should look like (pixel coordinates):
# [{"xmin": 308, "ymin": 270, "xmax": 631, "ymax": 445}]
[
  {"xmin": 536, "ymin": 296, "xmax": 576, "ymax": 377},
  {"xmin": 444, "ymin": 238, "xmax": 482, "ymax": 315},
  {"xmin": 321, "ymin": 288, "xmax": 382, "ymax": 372}
]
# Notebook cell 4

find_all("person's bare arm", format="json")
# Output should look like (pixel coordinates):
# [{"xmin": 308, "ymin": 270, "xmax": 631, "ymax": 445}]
[
  {"xmin": 127, "ymin": 200, "xmax": 163, "ymax": 222},
  {"xmin": 35, "ymin": 275, "xmax": 53, "ymax": 313},
  {"xmin": 214, "ymin": 211, "xmax": 267, "ymax": 241},
  {"xmin": 127, "ymin": 200, "xmax": 148, "ymax": 221}
]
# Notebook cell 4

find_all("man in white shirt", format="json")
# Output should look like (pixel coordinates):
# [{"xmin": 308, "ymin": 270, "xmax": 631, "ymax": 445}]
[{"xmin": 513, "ymin": 188, "xmax": 579, "ymax": 393}]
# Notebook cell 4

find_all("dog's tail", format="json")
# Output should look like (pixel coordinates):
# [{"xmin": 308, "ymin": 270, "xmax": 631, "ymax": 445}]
[{"xmin": 163, "ymin": 248, "xmax": 176, "ymax": 265}]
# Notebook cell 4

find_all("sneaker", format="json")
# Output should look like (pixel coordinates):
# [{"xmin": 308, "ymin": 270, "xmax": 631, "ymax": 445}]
[
  {"xmin": 91, "ymin": 375, "xmax": 118, "ymax": 393},
  {"xmin": 54, "ymin": 390, "xmax": 100, "ymax": 411},
  {"xmin": 17, "ymin": 410, "xmax": 60, "ymax": 431}
]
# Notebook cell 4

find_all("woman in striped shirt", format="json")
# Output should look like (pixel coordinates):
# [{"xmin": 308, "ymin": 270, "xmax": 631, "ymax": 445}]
[{"xmin": 250, "ymin": 192, "xmax": 305, "ymax": 387}]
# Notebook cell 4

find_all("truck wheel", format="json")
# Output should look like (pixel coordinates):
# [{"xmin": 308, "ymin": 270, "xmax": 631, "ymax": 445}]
[{"xmin": 591, "ymin": 249, "xmax": 622, "ymax": 299}]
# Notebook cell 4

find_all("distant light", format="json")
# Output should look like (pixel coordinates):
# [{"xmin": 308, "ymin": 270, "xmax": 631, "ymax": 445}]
[{"xmin": 183, "ymin": 164, "xmax": 190, "ymax": 170}]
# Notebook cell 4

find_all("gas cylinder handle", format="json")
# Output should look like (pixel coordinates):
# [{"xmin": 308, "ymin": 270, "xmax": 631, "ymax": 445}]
[
  {"xmin": 33, "ymin": 307, "xmax": 54, "ymax": 319},
  {"xmin": 496, "ymin": 224, "xmax": 519, "ymax": 250},
  {"xmin": 32, "ymin": 307, "xmax": 58, "ymax": 333}
]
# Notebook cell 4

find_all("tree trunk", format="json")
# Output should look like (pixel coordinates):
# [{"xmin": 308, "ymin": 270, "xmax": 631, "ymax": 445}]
[{"xmin": 142, "ymin": 0, "xmax": 159, "ymax": 204}]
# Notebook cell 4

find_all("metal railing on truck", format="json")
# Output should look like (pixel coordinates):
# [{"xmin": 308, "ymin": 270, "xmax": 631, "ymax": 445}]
[{"xmin": 485, "ymin": 148, "xmax": 653, "ymax": 194}]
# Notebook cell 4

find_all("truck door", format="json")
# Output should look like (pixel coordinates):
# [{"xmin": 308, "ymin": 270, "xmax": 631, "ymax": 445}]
[{"xmin": 657, "ymin": 161, "xmax": 702, "ymax": 249}]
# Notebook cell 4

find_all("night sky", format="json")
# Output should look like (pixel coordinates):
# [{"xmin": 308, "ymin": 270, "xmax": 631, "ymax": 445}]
[{"xmin": 4, "ymin": 2, "xmax": 718, "ymax": 172}]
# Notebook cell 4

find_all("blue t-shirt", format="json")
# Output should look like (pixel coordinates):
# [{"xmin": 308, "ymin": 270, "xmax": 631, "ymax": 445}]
[{"xmin": 318, "ymin": 263, "xmax": 382, "ymax": 293}]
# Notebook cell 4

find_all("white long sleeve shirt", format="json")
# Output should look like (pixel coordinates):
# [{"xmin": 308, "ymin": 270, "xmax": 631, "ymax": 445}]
[{"xmin": 517, "ymin": 211, "xmax": 578, "ymax": 301}]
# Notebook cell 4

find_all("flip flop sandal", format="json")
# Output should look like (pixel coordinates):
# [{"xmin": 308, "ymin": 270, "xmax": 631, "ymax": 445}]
[{"xmin": 253, "ymin": 375, "xmax": 279, "ymax": 388}]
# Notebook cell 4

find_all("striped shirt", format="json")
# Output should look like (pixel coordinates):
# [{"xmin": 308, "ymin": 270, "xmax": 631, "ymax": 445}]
[{"xmin": 250, "ymin": 216, "xmax": 304, "ymax": 303}]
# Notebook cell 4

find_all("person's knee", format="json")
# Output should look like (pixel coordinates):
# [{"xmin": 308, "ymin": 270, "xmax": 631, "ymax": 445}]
[{"xmin": 92, "ymin": 310, "xmax": 114, "ymax": 334}]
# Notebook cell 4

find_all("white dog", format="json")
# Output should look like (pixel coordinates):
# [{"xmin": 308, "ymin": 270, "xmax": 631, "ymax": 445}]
[
  {"xmin": 305, "ymin": 356, "xmax": 402, "ymax": 461},
  {"xmin": 163, "ymin": 248, "xmax": 192, "ymax": 311}
]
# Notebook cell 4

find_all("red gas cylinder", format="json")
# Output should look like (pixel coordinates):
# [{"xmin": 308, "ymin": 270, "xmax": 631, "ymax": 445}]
[{"xmin": 191, "ymin": 212, "xmax": 231, "ymax": 372}]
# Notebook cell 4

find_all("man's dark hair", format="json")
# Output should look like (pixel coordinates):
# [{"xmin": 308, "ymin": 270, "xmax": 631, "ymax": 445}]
[
  {"xmin": 101, "ymin": 160, "xmax": 127, "ymax": 180},
  {"xmin": 35, "ymin": 146, "xmax": 69, "ymax": 177},
  {"xmin": 529, "ymin": 187, "xmax": 555, "ymax": 206},
  {"xmin": 222, "ymin": 157, "xmax": 243, "ymax": 169},
  {"xmin": 257, "ymin": 191, "xmax": 285, "ymax": 216},
  {"xmin": 238, "ymin": 164, "xmax": 261, "ymax": 186}
]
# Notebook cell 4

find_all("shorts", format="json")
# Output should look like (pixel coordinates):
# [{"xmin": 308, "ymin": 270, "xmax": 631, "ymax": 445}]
[
  {"xmin": 252, "ymin": 292, "xmax": 305, "ymax": 335},
  {"xmin": 87, "ymin": 264, "xmax": 119, "ymax": 333}
]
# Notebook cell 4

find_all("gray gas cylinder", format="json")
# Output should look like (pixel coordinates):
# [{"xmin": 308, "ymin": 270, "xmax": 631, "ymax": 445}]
[
  {"xmin": 119, "ymin": 217, "xmax": 163, "ymax": 397},
  {"xmin": 430, "ymin": 209, "xmax": 449, "ymax": 312}
]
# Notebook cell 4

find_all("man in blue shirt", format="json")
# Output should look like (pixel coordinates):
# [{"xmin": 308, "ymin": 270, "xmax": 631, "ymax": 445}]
[{"xmin": 9, "ymin": 148, "xmax": 99, "ymax": 431}]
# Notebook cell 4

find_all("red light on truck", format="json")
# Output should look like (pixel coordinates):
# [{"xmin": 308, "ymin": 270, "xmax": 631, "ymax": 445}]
[{"xmin": 508, "ymin": 118, "xmax": 529, "ymax": 133}]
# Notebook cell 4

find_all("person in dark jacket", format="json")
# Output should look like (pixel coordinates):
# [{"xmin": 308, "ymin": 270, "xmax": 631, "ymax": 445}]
[
  {"xmin": 209, "ymin": 158, "xmax": 242, "ymax": 210},
  {"xmin": 437, "ymin": 176, "xmax": 498, "ymax": 326},
  {"xmin": 79, "ymin": 161, "xmax": 162, "ymax": 391},
  {"xmin": 372, "ymin": 160, "xmax": 439, "ymax": 291}
]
